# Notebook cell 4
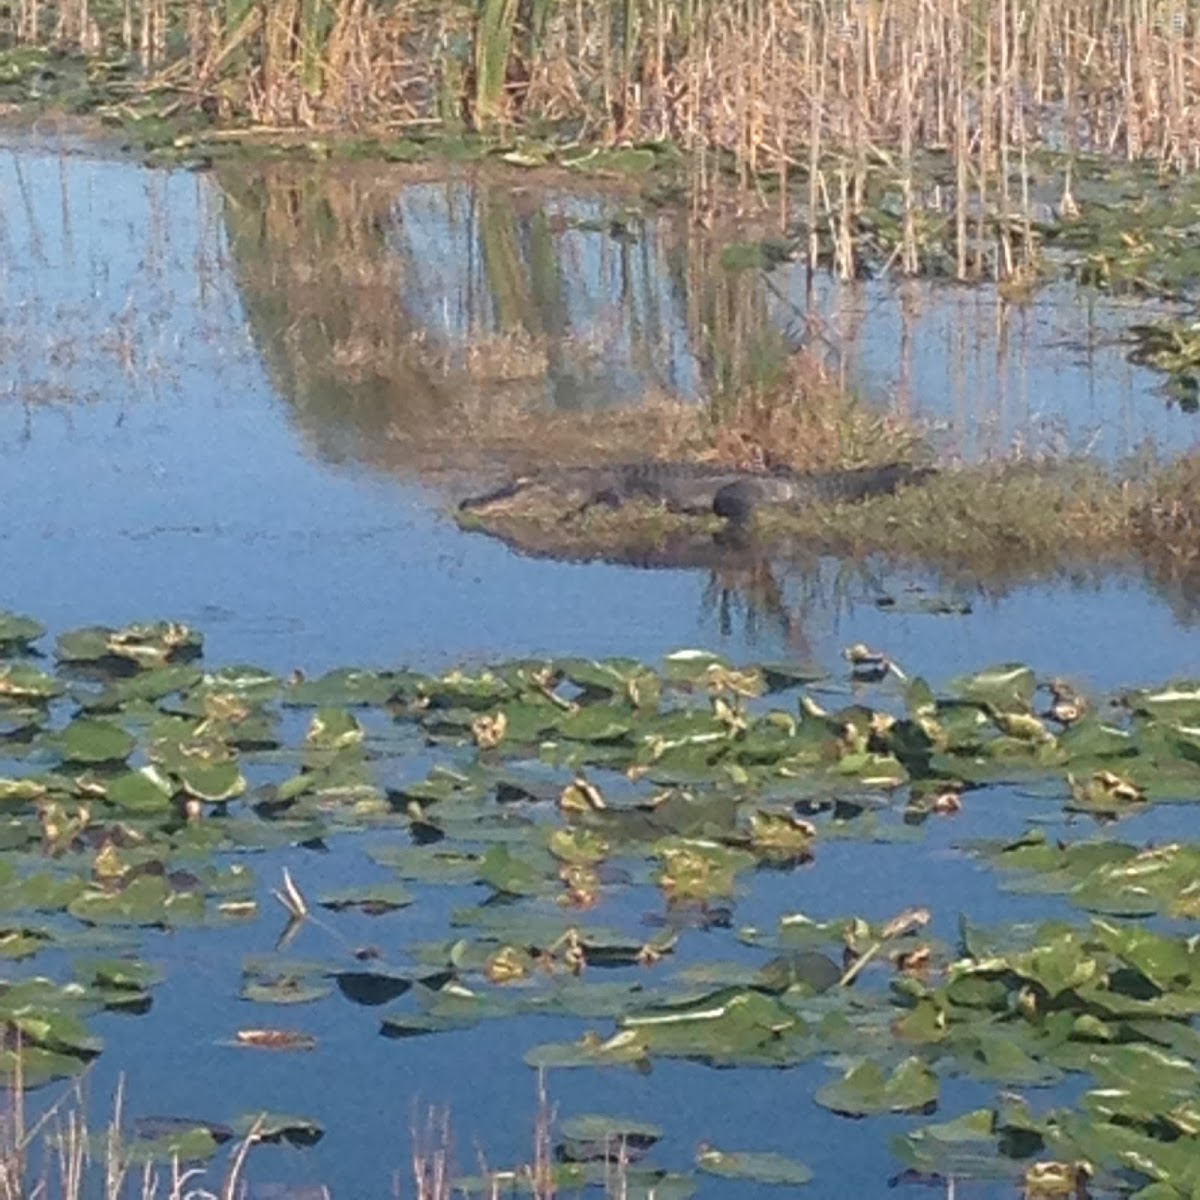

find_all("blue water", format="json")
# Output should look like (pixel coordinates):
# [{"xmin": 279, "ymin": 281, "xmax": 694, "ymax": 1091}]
[{"xmin": 1, "ymin": 135, "xmax": 1198, "ymax": 1198}]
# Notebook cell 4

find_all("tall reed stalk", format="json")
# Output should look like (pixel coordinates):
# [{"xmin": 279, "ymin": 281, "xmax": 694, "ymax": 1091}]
[{"xmin": 14, "ymin": 0, "xmax": 1200, "ymax": 273}]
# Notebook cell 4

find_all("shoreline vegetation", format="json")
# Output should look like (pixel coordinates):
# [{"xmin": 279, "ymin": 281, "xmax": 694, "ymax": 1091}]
[
  {"xmin": 7, "ymin": 1, "xmax": 1200, "ymax": 291},
  {"xmin": 449, "ymin": 348, "xmax": 1200, "ymax": 607}
]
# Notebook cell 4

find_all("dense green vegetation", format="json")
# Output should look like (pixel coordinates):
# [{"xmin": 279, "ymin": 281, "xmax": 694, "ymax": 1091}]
[{"xmin": 4, "ymin": 613, "xmax": 1200, "ymax": 1193}]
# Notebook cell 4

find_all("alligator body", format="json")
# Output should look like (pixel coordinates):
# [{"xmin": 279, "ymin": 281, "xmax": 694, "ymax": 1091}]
[{"xmin": 459, "ymin": 460, "xmax": 937, "ymax": 524}]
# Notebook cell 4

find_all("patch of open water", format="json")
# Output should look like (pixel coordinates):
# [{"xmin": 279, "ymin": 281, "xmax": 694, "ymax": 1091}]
[{"xmin": 1, "ymin": 136, "xmax": 1198, "ymax": 1197}]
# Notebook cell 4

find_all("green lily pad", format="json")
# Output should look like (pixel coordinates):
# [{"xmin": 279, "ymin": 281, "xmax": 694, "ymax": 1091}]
[
  {"xmin": 68, "ymin": 877, "xmax": 205, "ymax": 928},
  {"xmin": 558, "ymin": 1114, "xmax": 662, "ymax": 1162},
  {"xmin": 104, "ymin": 768, "xmax": 176, "ymax": 813},
  {"xmin": 379, "ymin": 1011, "xmax": 480, "ymax": 1038},
  {"xmin": 369, "ymin": 845, "xmax": 484, "ymax": 883},
  {"xmin": 620, "ymin": 987, "xmax": 805, "ymax": 1066},
  {"xmin": 76, "ymin": 957, "xmax": 162, "ymax": 992},
  {"xmin": 318, "ymin": 884, "xmax": 414, "ymax": 914},
  {"xmin": 696, "ymin": 1147, "xmax": 812, "ymax": 1185},
  {"xmin": 305, "ymin": 708, "xmax": 364, "ymax": 751},
  {"xmin": 233, "ymin": 1111, "xmax": 324, "ymax": 1147},
  {"xmin": 477, "ymin": 845, "xmax": 558, "ymax": 896},
  {"xmin": 57, "ymin": 623, "xmax": 201, "ymax": 669},
  {"xmin": 1127, "ymin": 681, "xmax": 1200, "ymax": 723},
  {"xmin": 950, "ymin": 663, "xmax": 1037, "ymax": 712},
  {"xmin": 84, "ymin": 666, "xmax": 203, "ymax": 712},
  {"xmin": 0, "ymin": 872, "xmax": 87, "ymax": 913},
  {"xmin": 54, "ymin": 718, "xmax": 135, "ymax": 765},
  {"xmin": 126, "ymin": 1117, "xmax": 228, "ymax": 1163},
  {"xmin": 285, "ymin": 669, "xmax": 407, "ymax": 708},
  {"xmin": 815, "ymin": 1057, "xmax": 939, "ymax": 1116},
  {"xmin": 0, "ymin": 612, "xmax": 44, "ymax": 655},
  {"xmin": 0, "ymin": 665, "xmax": 64, "ymax": 703},
  {"xmin": 241, "ymin": 959, "xmax": 334, "ymax": 1006},
  {"xmin": 558, "ymin": 706, "xmax": 634, "ymax": 743},
  {"xmin": 0, "ymin": 1045, "xmax": 97, "ymax": 1087}
]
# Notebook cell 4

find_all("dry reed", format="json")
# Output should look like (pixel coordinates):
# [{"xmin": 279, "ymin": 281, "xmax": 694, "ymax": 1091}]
[{"xmin": 11, "ymin": 0, "xmax": 1200, "ymax": 277}]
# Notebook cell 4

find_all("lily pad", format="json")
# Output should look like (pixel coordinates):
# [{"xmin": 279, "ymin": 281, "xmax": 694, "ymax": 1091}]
[
  {"xmin": 234, "ymin": 1111, "xmax": 324, "ymax": 1147},
  {"xmin": 815, "ymin": 1057, "xmax": 939, "ymax": 1117},
  {"xmin": 0, "ymin": 612, "xmax": 44, "ymax": 655},
  {"xmin": 696, "ymin": 1147, "xmax": 812, "ymax": 1185},
  {"xmin": 558, "ymin": 1114, "xmax": 662, "ymax": 1162},
  {"xmin": 318, "ymin": 884, "xmax": 414, "ymax": 914},
  {"xmin": 54, "ymin": 719, "xmax": 135, "ymax": 765}
]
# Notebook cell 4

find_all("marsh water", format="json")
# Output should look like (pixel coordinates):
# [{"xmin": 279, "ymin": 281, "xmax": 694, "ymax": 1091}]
[{"xmin": 2, "ymin": 135, "xmax": 1200, "ymax": 1196}]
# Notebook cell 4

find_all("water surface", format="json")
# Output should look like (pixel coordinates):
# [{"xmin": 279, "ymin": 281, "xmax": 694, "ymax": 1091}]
[{"xmin": 0, "ymin": 137, "xmax": 1197, "ymax": 1197}]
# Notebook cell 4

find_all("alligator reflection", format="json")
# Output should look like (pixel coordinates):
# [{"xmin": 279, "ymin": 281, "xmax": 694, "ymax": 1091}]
[{"xmin": 700, "ymin": 529, "xmax": 814, "ymax": 653}]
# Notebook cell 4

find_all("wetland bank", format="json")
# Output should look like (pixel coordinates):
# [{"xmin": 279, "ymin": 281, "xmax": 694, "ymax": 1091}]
[{"xmin": 6, "ymin": 83, "xmax": 1200, "ymax": 1200}]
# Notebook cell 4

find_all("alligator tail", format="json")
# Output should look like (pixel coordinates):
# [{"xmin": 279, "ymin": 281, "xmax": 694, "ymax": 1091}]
[{"xmin": 825, "ymin": 461, "xmax": 939, "ymax": 503}]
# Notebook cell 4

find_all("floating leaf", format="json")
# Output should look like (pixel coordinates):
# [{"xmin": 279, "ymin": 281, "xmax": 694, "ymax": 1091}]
[
  {"xmin": 104, "ymin": 768, "xmax": 175, "ymax": 813},
  {"xmin": 0, "ymin": 665, "xmax": 64, "ymax": 703},
  {"xmin": 950, "ymin": 664, "xmax": 1037, "ymax": 713},
  {"xmin": 318, "ymin": 884, "xmax": 414, "ymax": 914},
  {"xmin": 68, "ymin": 877, "xmax": 205, "ymax": 928},
  {"xmin": 0, "ymin": 612, "xmax": 44, "ymax": 655},
  {"xmin": 57, "ymin": 623, "xmax": 201, "ymax": 669},
  {"xmin": 55, "ymin": 719, "xmax": 135, "ymax": 765},
  {"xmin": 696, "ymin": 1147, "xmax": 812, "ymax": 1185},
  {"xmin": 233, "ymin": 1112, "xmax": 324, "ymax": 1147},
  {"xmin": 558, "ymin": 1114, "xmax": 662, "ymax": 1162},
  {"xmin": 234, "ymin": 1029, "xmax": 317, "ymax": 1051},
  {"xmin": 815, "ymin": 1057, "xmax": 939, "ymax": 1117},
  {"xmin": 285, "ymin": 669, "xmax": 407, "ymax": 708}
]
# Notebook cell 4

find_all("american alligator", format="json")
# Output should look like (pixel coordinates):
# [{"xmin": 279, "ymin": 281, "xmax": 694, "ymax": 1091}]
[{"xmin": 459, "ymin": 460, "xmax": 937, "ymax": 524}]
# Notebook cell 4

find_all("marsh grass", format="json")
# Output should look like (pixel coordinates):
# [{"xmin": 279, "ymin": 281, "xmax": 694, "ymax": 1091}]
[
  {"xmin": 0, "ymin": 1070, "xmax": 592, "ymax": 1200},
  {"xmin": 0, "ymin": 1074, "xmax": 258, "ymax": 1200},
  {"xmin": 756, "ymin": 458, "xmax": 1142, "ymax": 576},
  {"xmin": 9, "ymin": 0, "xmax": 1200, "ymax": 279},
  {"xmin": 1135, "ymin": 451, "xmax": 1200, "ymax": 601},
  {"xmin": 704, "ymin": 341, "xmax": 928, "ymax": 473}
]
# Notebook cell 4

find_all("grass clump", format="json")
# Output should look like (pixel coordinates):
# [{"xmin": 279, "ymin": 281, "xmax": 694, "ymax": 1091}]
[
  {"xmin": 757, "ymin": 460, "xmax": 1141, "ymax": 575},
  {"xmin": 701, "ymin": 344, "xmax": 928, "ymax": 475},
  {"xmin": 454, "ymin": 343, "xmax": 931, "ymax": 481},
  {"xmin": 1136, "ymin": 452, "xmax": 1200, "ymax": 599}
]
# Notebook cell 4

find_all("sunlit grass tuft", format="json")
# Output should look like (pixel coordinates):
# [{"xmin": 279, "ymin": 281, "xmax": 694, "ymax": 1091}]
[
  {"xmin": 1136, "ymin": 451, "xmax": 1200, "ymax": 603},
  {"xmin": 703, "ymin": 344, "xmax": 928, "ymax": 473},
  {"xmin": 756, "ymin": 460, "xmax": 1142, "ymax": 574}
]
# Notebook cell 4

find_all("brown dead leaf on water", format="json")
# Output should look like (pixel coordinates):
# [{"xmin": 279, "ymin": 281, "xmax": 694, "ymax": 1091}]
[{"xmin": 235, "ymin": 1029, "xmax": 318, "ymax": 1052}]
